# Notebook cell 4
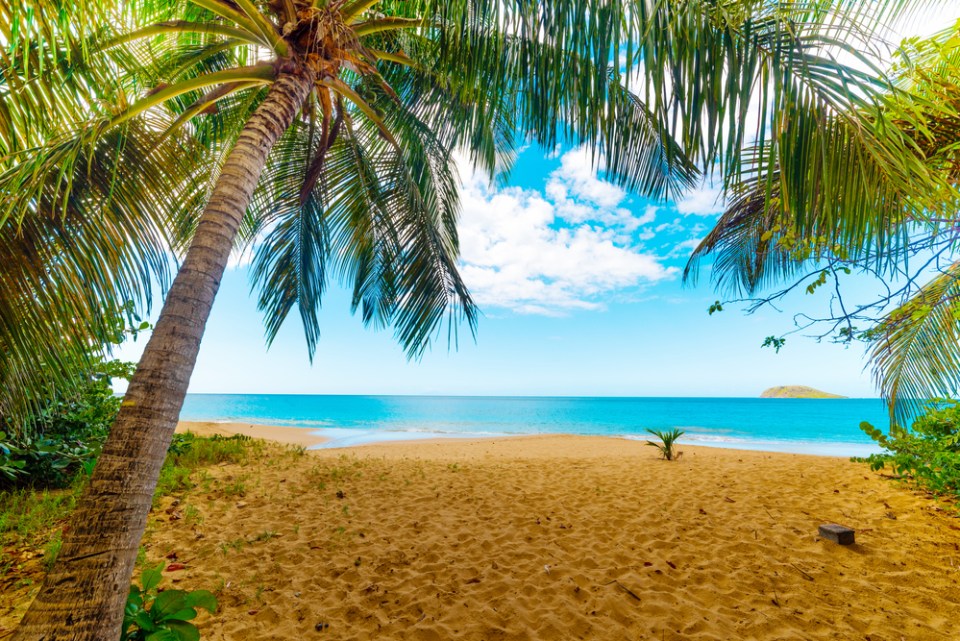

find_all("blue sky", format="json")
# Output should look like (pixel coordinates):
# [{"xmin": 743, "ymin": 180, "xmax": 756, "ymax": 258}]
[{"xmin": 115, "ymin": 143, "xmax": 890, "ymax": 398}]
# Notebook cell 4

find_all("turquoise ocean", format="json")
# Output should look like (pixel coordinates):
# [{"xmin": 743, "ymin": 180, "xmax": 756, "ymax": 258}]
[{"xmin": 180, "ymin": 394, "xmax": 891, "ymax": 456}]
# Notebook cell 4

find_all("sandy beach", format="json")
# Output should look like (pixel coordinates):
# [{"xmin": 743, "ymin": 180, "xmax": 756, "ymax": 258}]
[{"xmin": 125, "ymin": 422, "xmax": 960, "ymax": 640}]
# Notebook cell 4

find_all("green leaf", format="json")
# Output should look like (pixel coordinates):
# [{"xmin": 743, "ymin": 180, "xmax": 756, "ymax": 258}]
[
  {"xmin": 126, "ymin": 585, "xmax": 143, "ymax": 611},
  {"xmin": 761, "ymin": 336, "xmax": 786, "ymax": 353},
  {"xmin": 152, "ymin": 590, "xmax": 188, "ymax": 617},
  {"xmin": 141, "ymin": 564, "xmax": 164, "ymax": 593},
  {"xmin": 183, "ymin": 590, "xmax": 217, "ymax": 614},
  {"xmin": 161, "ymin": 620, "xmax": 202, "ymax": 641},
  {"xmin": 133, "ymin": 611, "xmax": 158, "ymax": 632},
  {"xmin": 162, "ymin": 607, "xmax": 198, "ymax": 622}
]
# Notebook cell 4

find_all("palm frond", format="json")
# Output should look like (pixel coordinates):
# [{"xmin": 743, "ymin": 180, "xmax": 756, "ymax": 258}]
[
  {"xmin": 249, "ymin": 78, "xmax": 477, "ymax": 359},
  {"xmin": 683, "ymin": 178, "xmax": 802, "ymax": 296},
  {"xmin": 686, "ymin": 21, "xmax": 960, "ymax": 416},
  {"xmin": 372, "ymin": 21, "xmax": 696, "ymax": 198},
  {"xmin": 0, "ymin": 122, "xmax": 201, "ymax": 431},
  {"xmin": 869, "ymin": 261, "xmax": 960, "ymax": 426}
]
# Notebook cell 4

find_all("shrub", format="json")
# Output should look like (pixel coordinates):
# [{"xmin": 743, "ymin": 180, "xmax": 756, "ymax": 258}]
[
  {"xmin": 122, "ymin": 563, "xmax": 217, "ymax": 641},
  {"xmin": 645, "ymin": 428, "xmax": 685, "ymax": 461},
  {"xmin": 0, "ymin": 357, "xmax": 134, "ymax": 488},
  {"xmin": 860, "ymin": 399, "xmax": 960, "ymax": 502},
  {"xmin": 0, "ymin": 432, "xmax": 27, "ymax": 481},
  {"xmin": 174, "ymin": 433, "xmax": 252, "ymax": 468}
]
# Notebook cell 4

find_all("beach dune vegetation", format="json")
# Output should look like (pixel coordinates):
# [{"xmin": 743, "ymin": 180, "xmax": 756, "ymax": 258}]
[
  {"xmin": 2, "ymin": 0, "xmax": 930, "ymax": 638},
  {"xmin": 0, "ymin": 350, "xmax": 134, "ymax": 490}
]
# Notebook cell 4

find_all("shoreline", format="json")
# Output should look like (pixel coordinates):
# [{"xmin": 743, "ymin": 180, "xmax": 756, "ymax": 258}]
[{"xmin": 177, "ymin": 420, "xmax": 878, "ymax": 458}]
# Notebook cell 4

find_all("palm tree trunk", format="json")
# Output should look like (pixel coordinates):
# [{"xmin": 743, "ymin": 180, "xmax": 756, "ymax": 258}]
[{"xmin": 13, "ymin": 68, "xmax": 315, "ymax": 641}]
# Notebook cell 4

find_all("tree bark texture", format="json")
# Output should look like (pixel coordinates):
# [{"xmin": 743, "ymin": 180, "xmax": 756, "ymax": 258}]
[{"xmin": 13, "ymin": 69, "xmax": 315, "ymax": 641}]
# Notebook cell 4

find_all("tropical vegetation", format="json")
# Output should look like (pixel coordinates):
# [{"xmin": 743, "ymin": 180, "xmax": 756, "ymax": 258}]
[
  {"xmin": 1, "ymin": 431, "xmax": 258, "ymax": 627},
  {"xmin": 1, "ymin": 0, "xmax": 941, "ymax": 638},
  {"xmin": 685, "ymin": 21, "xmax": 960, "ymax": 426},
  {"xmin": 121, "ymin": 563, "xmax": 218, "ymax": 641},
  {"xmin": 0, "ymin": 304, "xmax": 137, "ymax": 490},
  {"xmin": 0, "ymin": 357, "xmax": 131, "ymax": 488},
  {"xmin": 860, "ymin": 399, "xmax": 960, "ymax": 505}
]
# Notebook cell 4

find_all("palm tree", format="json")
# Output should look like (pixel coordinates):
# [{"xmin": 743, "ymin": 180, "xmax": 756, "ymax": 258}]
[
  {"xmin": 684, "ymin": 22, "xmax": 960, "ymax": 424},
  {"xmin": 3, "ymin": 0, "xmax": 920, "ymax": 637},
  {"xmin": 5, "ymin": 0, "xmax": 695, "ymax": 637}
]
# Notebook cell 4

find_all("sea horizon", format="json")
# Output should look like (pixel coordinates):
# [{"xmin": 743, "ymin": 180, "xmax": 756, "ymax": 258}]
[
  {"xmin": 179, "ymin": 393, "xmax": 891, "ymax": 457},
  {"xmin": 180, "ymin": 391, "xmax": 884, "ymax": 398}
]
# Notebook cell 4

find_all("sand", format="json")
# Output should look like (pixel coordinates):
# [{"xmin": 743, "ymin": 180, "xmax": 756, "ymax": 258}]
[
  {"xmin": 176, "ymin": 421, "xmax": 330, "ymax": 447},
  {"xmin": 133, "ymin": 424, "xmax": 960, "ymax": 641},
  {"xmin": 3, "ymin": 423, "xmax": 959, "ymax": 639}
]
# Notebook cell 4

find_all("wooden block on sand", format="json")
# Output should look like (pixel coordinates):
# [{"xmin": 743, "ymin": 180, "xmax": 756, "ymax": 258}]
[{"xmin": 818, "ymin": 523, "xmax": 855, "ymax": 545}]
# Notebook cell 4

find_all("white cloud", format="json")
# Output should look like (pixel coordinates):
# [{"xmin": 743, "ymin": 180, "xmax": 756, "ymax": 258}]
[
  {"xmin": 542, "ymin": 147, "xmax": 644, "ymax": 230},
  {"xmin": 675, "ymin": 181, "xmax": 725, "ymax": 216},
  {"xmin": 667, "ymin": 237, "xmax": 704, "ymax": 259},
  {"xmin": 639, "ymin": 205, "xmax": 658, "ymax": 225},
  {"xmin": 546, "ymin": 148, "xmax": 625, "ymax": 209},
  {"xmin": 655, "ymin": 219, "xmax": 684, "ymax": 234},
  {"xmin": 456, "ymin": 150, "xmax": 676, "ymax": 314}
]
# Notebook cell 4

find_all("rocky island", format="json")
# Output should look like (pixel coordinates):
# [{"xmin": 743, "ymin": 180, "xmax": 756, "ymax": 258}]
[{"xmin": 760, "ymin": 385, "xmax": 847, "ymax": 399}]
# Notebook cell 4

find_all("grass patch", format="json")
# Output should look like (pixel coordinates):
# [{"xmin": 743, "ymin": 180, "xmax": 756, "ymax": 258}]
[
  {"xmin": 0, "ymin": 476, "xmax": 84, "ymax": 583},
  {"xmin": 174, "ymin": 433, "xmax": 258, "ymax": 467},
  {"xmin": 222, "ymin": 477, "xmax": 248, "ymax": 498},
  {"xmin": 219, "ymin": 538, "xmax": 246, "ymax": 555},
  {"xmin": 252, "ymin": 530, "xmax": 277, "ymax": 543},
  {"xmin": 0, "ymin": 475, "xmax": 85, "ymax": 544},
  {"xmin": 2, "ymin": 433, "xmax": 263, "ymax": 576},
  {"xmin": 152, "ymin": 433, "xmax": 259, "ymax": 505},
  {"xmin": 42, "ymin": 530, "xmax": 62, "ymax": 572},
  {"xmin": 184, "ymin": 504, "xmax": 203, "ymax": 525},
  {"xmin": 166, "ymin": 432, "xmax": 256, "ymax": 468},
  {"xmin": 154, "ymin": 464, "xmax": 194, "ymax": 503}
]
